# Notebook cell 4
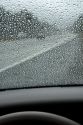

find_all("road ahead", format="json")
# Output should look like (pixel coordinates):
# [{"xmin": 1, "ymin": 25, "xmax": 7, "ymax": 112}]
[
  {"xmin": 0, "ymin": 33, "xmax": 83, "ymax": 89},
  {"xmin": 0, "ymin": 33, "xmax": 76, "ymax": 70}
]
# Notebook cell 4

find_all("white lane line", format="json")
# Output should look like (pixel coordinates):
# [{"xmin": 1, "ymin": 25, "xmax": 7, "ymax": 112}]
[{"xmin": 0, "ymin": 34, "xmax": 76, "ymax": 73}]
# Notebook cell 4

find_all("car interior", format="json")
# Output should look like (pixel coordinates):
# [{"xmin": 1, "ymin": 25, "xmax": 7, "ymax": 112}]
[
  {"xmin": 0, "ymin": 0, "xmax": 83, "ymax": 125},
  {"xmin": 0, "ymin": 87, "xmax": 83, "ymax": 125}
]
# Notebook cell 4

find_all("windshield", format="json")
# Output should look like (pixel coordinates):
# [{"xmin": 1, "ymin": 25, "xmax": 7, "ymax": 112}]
[{"xmin": 0, "ymin": 0, "xmax": 83, "ymax": 90}]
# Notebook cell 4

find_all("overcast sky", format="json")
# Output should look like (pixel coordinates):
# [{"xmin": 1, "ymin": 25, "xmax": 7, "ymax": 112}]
[{"xmin": 0, "ymin": 0, "xmax": 83, "ymax": 28}]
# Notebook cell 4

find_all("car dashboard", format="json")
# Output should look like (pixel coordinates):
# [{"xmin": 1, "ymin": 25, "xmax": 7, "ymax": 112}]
[{"xmin": 0, "ymin": 86, "xmax": 83, "ymax": 124}]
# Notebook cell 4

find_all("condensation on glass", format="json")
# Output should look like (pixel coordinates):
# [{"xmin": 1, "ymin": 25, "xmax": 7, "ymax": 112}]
[{"xmin": 0, "ymin": 0, "xmax": 83, "ymax": 89}]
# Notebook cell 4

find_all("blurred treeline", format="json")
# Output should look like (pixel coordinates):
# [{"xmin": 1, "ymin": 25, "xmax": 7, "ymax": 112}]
[{"xmin": 0, "ymin": 6, "xmax": 59, "ymax": 41}]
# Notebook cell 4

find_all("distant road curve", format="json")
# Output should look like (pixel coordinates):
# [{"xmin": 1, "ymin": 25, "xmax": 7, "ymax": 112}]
[{"xmin": 0, "ymin": 33, "xmax": 76, "ymax": 71}]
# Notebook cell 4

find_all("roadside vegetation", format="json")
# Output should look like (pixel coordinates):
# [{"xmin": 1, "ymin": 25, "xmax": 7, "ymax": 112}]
[
  {"xmin": 0, "ymin": 6, "xmax": 59, "ymax": 41},
  {"xmin": 73, "ymin": 14, "xmax": 83, "ymax": 34}
]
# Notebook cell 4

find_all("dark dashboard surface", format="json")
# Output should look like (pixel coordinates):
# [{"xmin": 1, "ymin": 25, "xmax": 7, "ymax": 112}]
[{"xmin": 0, "ymin": 87, "xmax": 83, "ymax": 124}]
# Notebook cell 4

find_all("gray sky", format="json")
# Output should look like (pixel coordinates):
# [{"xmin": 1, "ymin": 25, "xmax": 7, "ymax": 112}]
[{"xmin": 0, "ymin": 0, "xmax": 83, "ymax": 28}]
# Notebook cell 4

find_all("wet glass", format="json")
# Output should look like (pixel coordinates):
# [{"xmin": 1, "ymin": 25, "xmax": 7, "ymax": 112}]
[{"xmin": 0, "ymin": 0, "xmax": 83, "ymax": 90}]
